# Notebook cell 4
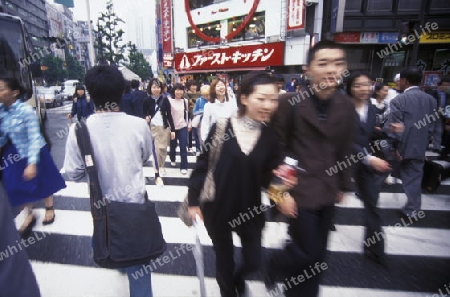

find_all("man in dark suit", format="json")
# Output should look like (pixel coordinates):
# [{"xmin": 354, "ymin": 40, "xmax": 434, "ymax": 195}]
[
  {"xmin": 0, "ymin": 183, "xmax": 41, "ymax": 297},
  {"xmin": 435, "ymin": 76, "xmax": 450, "ymax": 159},
  {"xmin": 385, "ymin": 67, "xmax": 440, "ymax": 217},
  {"xmin": 128, "ymin": 79, "xmax": 147, "ymax": 118},
  {"xmin": 268, "ymin": 40, "xmax": 355, "ymax": 297}
]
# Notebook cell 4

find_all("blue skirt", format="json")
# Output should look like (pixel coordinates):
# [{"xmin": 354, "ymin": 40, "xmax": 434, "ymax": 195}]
[{"xmin": 1, "ymin": 142, "xmax": 66, "ymax": 207}]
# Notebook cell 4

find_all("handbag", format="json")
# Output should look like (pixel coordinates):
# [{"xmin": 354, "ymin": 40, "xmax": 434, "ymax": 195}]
[
  {"xmin": 75, "ymin": 121, "xmax": 166, "ymax": 269},
  {"xmin": 177, "ymin": 118, "xmax": 228, "ymax": 226}
]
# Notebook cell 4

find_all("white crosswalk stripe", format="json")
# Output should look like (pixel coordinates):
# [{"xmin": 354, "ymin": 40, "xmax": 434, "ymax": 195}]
[{"xmin": 15, "ymin": 151, "xmax": 450, "ymax": 297}]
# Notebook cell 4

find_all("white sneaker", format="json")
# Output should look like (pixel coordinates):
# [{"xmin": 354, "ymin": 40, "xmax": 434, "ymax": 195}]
[
  {"xmin": 195, "ymin": 152, "xmax": 201, "ymax": 157},
  {"xmin": 181, "ymin": 169, "xmax": 188, "ymax": 175},
  {"xmin": 170, "ymin": 162, "xmax": 176, "ymax": 167},
  {"xmin": 155, "ymin": 177, "xmax": 164, "ymax": 187}
]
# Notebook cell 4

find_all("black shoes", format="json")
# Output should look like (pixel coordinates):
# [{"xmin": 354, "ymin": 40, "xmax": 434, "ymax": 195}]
[
  {"xmin": 262, "ymin": 257, "xmax": 277, "ymax": 291},
  {"xmin": 364, "ymin": 250, "xmax": 388, "ymax": 269}
]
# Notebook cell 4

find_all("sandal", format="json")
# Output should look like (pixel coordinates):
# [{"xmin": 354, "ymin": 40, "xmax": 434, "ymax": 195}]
[
  {"xmin": 19, "ymin": 209, "xmax": 36, "ymax": 238},
  {"xmin": 43, "ymin": 206, "xmax": 55, "ymax": 225}
]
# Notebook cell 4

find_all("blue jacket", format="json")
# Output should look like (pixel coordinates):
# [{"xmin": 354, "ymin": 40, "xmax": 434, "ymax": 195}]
[
  {"xmin": 124, "ymin": 89, "xmax": 146, "ymax": 118},
  {"xmin": 71, "ymin": 96, "xmax": 95, "ymax": 121},
  {"xmin": 193, "ymin": 96, "xmax": 208, "ymax": 116}
]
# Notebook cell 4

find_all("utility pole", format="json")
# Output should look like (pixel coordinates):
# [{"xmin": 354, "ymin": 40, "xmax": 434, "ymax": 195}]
[
  {"xmin": 85, "ymin": 0, "xmax": 96, "ymax": 68},
  {"xmin": 409, "ymin": 0, "xmax": 427, "ymax": 66}
]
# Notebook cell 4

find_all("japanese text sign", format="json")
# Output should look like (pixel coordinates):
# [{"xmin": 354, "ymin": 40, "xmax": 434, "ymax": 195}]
[
  {"xmin": 160, "ymin": 0, "xmax": 173, "ymax": 54},
  {"xmin": 174, "ymin": 42, "xmax": 284, "ymax": 72}
]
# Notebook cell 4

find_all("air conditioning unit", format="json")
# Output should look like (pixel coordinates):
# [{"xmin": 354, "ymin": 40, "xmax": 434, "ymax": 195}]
[{"xmin": 306, "ymin": 0, "xmax": 319, "ymax": 4}]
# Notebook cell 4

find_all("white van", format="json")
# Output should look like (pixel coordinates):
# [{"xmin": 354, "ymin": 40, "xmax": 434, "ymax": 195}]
[{"xmin": 60, "ymin": 80, "xmax": 80, "ymax": 100}]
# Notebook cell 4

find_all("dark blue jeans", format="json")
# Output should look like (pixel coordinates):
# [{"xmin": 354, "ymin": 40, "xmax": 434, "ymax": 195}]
[
  {"xmin": 169, "ymin": 127, "xmax": 188, "ymax": 170},
  {"xmin": 193, "ymin": 127, "xmax": 201, "ymax": 151}
]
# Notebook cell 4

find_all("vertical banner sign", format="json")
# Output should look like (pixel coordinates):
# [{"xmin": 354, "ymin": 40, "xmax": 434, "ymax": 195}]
[
  {"xmin": 287, "ymin": 0, "xmax": 305, "ymax": 31},
  {"xmin": 161, "ymin": 0, "xmax": 173, "ymax": 67}
]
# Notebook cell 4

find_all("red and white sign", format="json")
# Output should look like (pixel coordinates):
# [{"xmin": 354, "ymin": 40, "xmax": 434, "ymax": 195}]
[
  {"xmin": 287, "ymin": 0, "xmax": 305, "ymax": 31},
  {"xmin": 163, "ymin": 53, "xmax": 173, "ymax": 68},
  {"xmin": 174, "ymin": 42, "xmax": 284, "ymax": 72},
  {"xmin": 161, "ymin": 0, "xmax": 173, "ymax": 59},
  {"xmin": 334, "ymin": 32, "xmax": 361, "ymax": 43}
]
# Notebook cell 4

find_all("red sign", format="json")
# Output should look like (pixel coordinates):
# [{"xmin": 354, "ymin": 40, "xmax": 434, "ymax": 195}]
[
  {"xmin": 174, "ymin": 42, "xmax": 284, "ymax": 72},
  {"xmin": 287, "ymin": 0, "xmax": 305, "ymax": 31},
  {"xmin": 161, "ymin": 0, "xmax": 173, "ymax": 57},
  {"xmin": 334, "ymin": 32, "xmax": 361, "ymax": 43},
  {"xmin": 163, "ymin": 53, "xmax": 173, "ymax": 68}
]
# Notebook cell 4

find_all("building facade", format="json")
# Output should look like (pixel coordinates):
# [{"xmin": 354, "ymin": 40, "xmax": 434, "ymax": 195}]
[
  {"xmin": 1, "ymin": 0, "xmax": 49, "ymax": 49},
  {"xmin": 158, "ymin": 0, "xmax": 324, "ymax": 83},
  {"xmin": 323, "ymin": 0, "xmax": 450, "ymax": 83}
]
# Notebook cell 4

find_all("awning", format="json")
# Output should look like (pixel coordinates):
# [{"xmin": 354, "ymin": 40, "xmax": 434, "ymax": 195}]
[{"xmin": 175, "ymin": 67, "xmax": 266, "ymax": 74}]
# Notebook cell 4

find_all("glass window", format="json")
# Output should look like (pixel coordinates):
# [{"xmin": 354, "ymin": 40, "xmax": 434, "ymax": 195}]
[
  {"xmin": 345, "ymin": 0, "xmax": 362, "ymax": 12},
  {"xmin": 186, "ymin": 20, "xmax": 221, "ymax": 48},
  {"xmin": 228, "ymin": 11, "xmax": 265, "ymax": 42},
  {"xmin": 367, "ymin": 0, "xmax": 392, "ymax": 11},
  {"xmin": 430, "ymin": 0, "xmax": 450, "ymax": 10},
  {"xmin": 398, "ymin": 0, "xmax": 421, "ymax": 11}
]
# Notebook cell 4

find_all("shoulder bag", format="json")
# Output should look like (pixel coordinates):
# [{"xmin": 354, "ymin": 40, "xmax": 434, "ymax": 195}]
[{"xmin": 75, "ymin": 121, "xmax": 166, "ymax": 269}]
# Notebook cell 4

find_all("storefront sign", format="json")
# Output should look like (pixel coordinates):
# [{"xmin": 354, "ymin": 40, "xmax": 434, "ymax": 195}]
[
  {"xmin": 174, "ymin": 42, "xmax": 284, "ymax": 72},
  {"xmin": 161, "ymin": 0, "xmax": 173, "ymax": 61},
  {"xmin": 287, "ymin": 0, "xmax": 305, "ymax": 31},
  {"xmin": 378, "ymin": 32, "xmax": 398, "ymax": 44},
  {"xmin": 360, "ymin": 32, "xmax": 379, "ymax": 43},
  {"xmin": 333, "ymin": 32, "xmax": 360, "ymax": 43},
  {"xmin": 420, "ymin": 32, "xmax": 450, "ymax": 43},
  {"xmin": 163, "ymin": 53, "xmax": 173, "ymax": 68}
]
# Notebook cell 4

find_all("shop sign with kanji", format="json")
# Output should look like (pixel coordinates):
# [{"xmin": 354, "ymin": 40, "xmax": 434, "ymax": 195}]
[{"xmin": 174, "ymin": 42, "xmax": 284, "ymax": 72}]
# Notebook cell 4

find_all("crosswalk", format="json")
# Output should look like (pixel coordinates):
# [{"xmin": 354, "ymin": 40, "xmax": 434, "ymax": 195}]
[{"xmin": 16, "ymin": 147, "xmax": 450, "ymax": 297}]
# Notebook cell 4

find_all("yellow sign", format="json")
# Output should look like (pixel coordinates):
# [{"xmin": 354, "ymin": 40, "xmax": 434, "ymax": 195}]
[{"xmin": 420, "ymin": 32, "xmax": 450, "ymax": 43}]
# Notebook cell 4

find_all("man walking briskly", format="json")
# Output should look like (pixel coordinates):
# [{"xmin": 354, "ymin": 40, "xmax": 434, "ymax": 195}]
[
  {"xmin": 267, "ymin": 40, "xmax": 355, "ymax": 297},
  {"xmin": 385, "ymin": 67, "xmax": 440, "ymax": 217}
]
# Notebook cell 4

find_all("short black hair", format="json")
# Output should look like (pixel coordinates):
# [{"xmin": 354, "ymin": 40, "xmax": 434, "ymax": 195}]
[
  {"xmin": 73, "ymin": 84, "xmax": 86, "ymax": 98},
  {"xmin": 84, "ymin": 66, "xmax": 125, "ymax": 110},
  {"xmin": 345, "ymin": 70, "xmax": 372, "ymax": 96},
  {"xmin": 372, "ymin": 81, "xmax": 389, "ymax": 99},
  {"xmin": 130, "ymin": 79, "xmax": 140, "ymax": 89},
  {"xmin": 186, "ymin": 80, "xmax": 197, "ymax": 90},
  {"xmin": 147, "ymin": 78, "xmax": 163, "ymax": 94},
  {"xmin": 438, "ymin": 75, "xmax": 450, "ymax": 86},
  {"xmin": 172, "ymin": 83, "xmax": 185, "ymax": 91},
  {"xmin": 400, "ymin": 67, "xmax": 422, "ymax": 86},
  {"xmin": 237, "ymin": 71, "xmax": 277, "ymax": 116},
  {"xmin": 0, "ymin": 76, "xmax": 25, "ymax": 96},
  {"xmin": 307, "ymin": 40, "xmax": 346, "ymax": 65}
]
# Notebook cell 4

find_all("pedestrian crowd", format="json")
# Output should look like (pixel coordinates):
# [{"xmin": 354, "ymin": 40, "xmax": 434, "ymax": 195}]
[{"xmin": 0, "ymin": 40, "xmax": 449, "ymax": 297}]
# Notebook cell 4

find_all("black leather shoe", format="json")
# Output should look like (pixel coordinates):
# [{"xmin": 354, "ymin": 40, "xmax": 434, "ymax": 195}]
[
  {"xmin": 329, "ymin": 224, "xmax": 336, "ymax": 231},
  {"xmin": 263, "ymin": 257, "xmax": 277, "ymax": 290},
  {"xmin": 364, "ymin": 250, "xmax": 388, "ymax": 269}
]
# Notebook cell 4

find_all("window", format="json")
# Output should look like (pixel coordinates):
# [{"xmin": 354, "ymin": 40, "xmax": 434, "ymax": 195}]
[
  {"xmin": 227, "ymin": 11, "xmax": 265, "ymax": 42},
  {"xmin": 367, "ymin": 0, "xmax": 392, "ymax": 11},
  {"xmin": 187, "ymin": 20, "xmax": 221, "ymax": 48},
  {"xmin": 345, "ymin": 0, "xmax": 362, "ymax": 12},
  {"xmin": 398, "ymin": 0, "xmax": 421, "ymax": 12},
  {"xmin": 430, "ymin": 0, "xmax": 450, "ymax": 10}
]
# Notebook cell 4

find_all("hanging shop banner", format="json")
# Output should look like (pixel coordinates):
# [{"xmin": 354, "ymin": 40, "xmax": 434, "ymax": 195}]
[
  {"xmin": 287, "ymin": 0, "xmax": 305, "ymax": 31},
  {"xmin": 161, "ymin": 0, "xmax": 173, "ymax": 56},
  {"xmin": 174, "ymin": 42, "xmax": 284, "ymax": 72}
]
